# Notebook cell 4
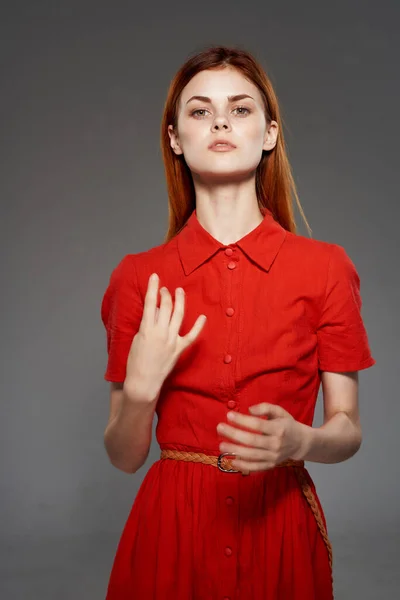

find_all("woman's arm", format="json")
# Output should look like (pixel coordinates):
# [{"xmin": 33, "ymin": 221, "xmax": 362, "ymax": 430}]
[
  {"xmin": 217, "ymin": 371, "xmax": 364, "ymax": 472},
  {"xmin": 104, "ymin": 381, "xmax": 159, "ymax": 474},
  {"xmin": 300, "ymin": 371, "xmax": 362, "ymax": 464}
]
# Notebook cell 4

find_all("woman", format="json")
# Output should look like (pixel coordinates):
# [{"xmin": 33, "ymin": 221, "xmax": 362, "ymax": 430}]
[{"xmin": 100, "ymin": 45, "xmax": 375, "ymax": 599}]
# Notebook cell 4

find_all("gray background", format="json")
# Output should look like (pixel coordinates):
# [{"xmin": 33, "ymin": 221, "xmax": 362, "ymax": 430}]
[{"xmin": 1, "ymin": 1, "xmax": 398, "ymax": 598}]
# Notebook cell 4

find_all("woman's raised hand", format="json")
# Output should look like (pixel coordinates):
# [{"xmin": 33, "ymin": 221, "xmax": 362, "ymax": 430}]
[{"xmin": 124, "ymin": 273, "xmax": 207, "ymax": 403}]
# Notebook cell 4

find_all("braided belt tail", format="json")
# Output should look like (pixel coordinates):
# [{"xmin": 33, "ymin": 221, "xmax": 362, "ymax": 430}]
[
  {"xmin": 291, "ymin": 464, "xmax": 333, "ymax": 575},
  {"xmin": 160, "ymin": 449, "xmax": 333, "ymax": 574}
]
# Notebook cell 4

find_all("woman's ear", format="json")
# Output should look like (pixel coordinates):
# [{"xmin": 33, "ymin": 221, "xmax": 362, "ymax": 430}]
[
  {"xmin": 168, "ymin": 124, "xmax": 183, "ymax": 155},
  {"xmin": 262, "ymin": 120, "xmax": 279, "ymax": 152}
]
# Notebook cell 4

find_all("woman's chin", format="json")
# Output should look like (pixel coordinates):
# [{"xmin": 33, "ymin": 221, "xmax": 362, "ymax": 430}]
[{"xmin": 190, "ymin": 165, "xmax": 257, "ymax": 183}]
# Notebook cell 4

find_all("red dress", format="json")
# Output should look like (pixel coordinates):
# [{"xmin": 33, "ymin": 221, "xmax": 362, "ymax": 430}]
[{"xmin": 101, "ymin": 208, "xmax": 375, "ymax": 600}]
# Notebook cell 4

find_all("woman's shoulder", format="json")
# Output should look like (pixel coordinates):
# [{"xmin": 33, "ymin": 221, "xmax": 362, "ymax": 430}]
[
  {"xmin": 283, "ymin": 230, "xmax": 349, "ymax": 266},
  {"xmin": 281, "ymin": 232, "xmax": 363, "ymax": 299},
  {"xmin": 112, "ymin": 236, "xmax": 180, "ymax": 281}
]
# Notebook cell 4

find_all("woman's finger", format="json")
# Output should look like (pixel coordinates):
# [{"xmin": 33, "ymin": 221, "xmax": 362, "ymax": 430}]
[
  {"xmin": 219, "ymin": 442, "xmax": 272, "ymax": 462},
  {"xmin": 180, "ymin": 314, "xmax": 207, "ymax": 349},
  {"xmin": 225, "ymin": 411, "xmax": 272, "ymax": 435},
  {"xmin": 156, "ymin": 286, "xmax": 173, "ymax": 329},
  {"xmin": 217, "ymin": 422, "xmax": 268, "ymax": 450},
  {"xmin": 141, "ymin": 273, "xmax": 159, "ymax": 328},
  {"xmin": 168, "ymin": 287, "xmax": 185, "ymax": 338},
  {"xmin": 231, "ymin": 458, "xmax": 275, "ymax": 473}
]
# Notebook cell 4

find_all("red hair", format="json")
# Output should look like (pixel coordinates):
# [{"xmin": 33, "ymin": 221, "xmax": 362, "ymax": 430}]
[{"xmin": 160, "ymin": 45, "xmax": 311, "ymax": 242}]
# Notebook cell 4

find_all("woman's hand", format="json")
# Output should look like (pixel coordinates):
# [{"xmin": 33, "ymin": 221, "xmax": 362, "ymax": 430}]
[
  {"xmin": 216, "ymin": 403, "xmax": 309, "ymax": 473},
  {"xmin": 125, "ymin": 273, "xmax": 207, "ymax": 403}
]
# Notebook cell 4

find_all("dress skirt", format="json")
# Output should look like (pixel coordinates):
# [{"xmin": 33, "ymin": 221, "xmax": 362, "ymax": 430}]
[{"xmin": 105, "ymin": 446, "xmax": 333, "ymax": 600}]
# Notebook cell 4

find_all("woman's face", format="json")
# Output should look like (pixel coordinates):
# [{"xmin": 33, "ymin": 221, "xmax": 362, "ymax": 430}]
[{"xmin": 168, "ymin": 67, "xmax": 278, "ymax": 182}]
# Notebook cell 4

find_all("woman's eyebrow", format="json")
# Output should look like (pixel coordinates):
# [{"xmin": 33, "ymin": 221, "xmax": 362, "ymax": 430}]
[{"xmin": 186, "ymin": 94, "xmax": 255, "ymax": 105}]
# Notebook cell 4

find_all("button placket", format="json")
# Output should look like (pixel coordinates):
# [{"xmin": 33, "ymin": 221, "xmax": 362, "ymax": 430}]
[
  {"xmin": 218, "ymin": 246, "xmax": 240, "ymax": 600},
  {"xmin": 223, "ymin": 248, "xmax": 239, "ymax": 423},
  {"xmin": 223, "ymin": 247, "xmax": 238, "ymax": 368}
]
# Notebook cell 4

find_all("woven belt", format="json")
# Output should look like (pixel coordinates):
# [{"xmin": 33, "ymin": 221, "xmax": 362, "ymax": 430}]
[{"xmin": 160, "ymin": 449, "xmax": 304, "ymax": 476}]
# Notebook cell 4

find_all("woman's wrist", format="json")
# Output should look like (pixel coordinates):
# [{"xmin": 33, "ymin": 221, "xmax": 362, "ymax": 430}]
[{"xmin": 296, "ymin": 413, "xmax": 362, "ymax": 464}]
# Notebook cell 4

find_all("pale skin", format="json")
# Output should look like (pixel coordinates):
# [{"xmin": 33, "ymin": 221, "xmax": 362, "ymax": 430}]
[
  {"xmin": 216, "ymin": 372, "xmax": 362, "ymax": 474},
  {"xmin": 115, "ymin": 65, "xmax": 362, "ymax": 475},
  {"xmin": 104, "ymin": 273, "xmax": 207, "ymax": 474}
]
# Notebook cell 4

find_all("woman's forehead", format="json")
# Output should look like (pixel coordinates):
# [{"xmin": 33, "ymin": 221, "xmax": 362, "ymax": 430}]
[{"xmin": 180, "ymin": 69, "xmax": 260, "ymax": 104}]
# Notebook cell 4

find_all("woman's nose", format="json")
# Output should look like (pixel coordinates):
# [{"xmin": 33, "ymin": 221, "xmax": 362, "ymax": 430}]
[{"xmin": 212, "ymin": 119, "xmax": 230, "ymax": 131}]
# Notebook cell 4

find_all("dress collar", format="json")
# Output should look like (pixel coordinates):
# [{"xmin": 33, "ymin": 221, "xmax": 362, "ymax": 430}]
[{"xmin": 176, "ymin": 206, "xmax": 287, "ymax": 275}]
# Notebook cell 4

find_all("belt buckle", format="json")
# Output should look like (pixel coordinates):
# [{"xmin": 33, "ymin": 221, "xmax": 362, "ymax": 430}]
[{"xmin": 217, "ymin": 452, "xmax": 240, "ymax": 473}]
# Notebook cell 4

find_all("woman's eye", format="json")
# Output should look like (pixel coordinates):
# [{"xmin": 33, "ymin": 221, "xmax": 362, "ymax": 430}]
[
  {"xmin": 233, "ymin": 106, "xmax": 251, "ymax": 115},
  {"xmin": 191, "ymin": 109, "xmax": 210, "ymax": 118},
  {"xmin": 191, "ymin": 106, "xmax": 251, "ymax": 118}
]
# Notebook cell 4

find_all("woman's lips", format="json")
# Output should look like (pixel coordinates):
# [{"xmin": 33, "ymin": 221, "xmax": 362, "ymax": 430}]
[{"xmin": 209, "ymin": 143, "xmax": 237, "ymax": 152}]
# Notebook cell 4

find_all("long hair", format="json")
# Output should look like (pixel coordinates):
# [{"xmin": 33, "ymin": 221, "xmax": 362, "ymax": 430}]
[{"xmin": 160, "ymin": 45, "xmax": 311, "ymax": 242}]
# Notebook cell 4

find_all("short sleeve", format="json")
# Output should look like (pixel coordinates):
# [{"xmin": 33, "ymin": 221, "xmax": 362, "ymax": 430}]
[
  {"xmin": 100, "ymin": 254, "xmax": 144, "ymax": 382},
  {"xmin": 316, "ymin": 244, "xmax": 376, "ymax": 372}
]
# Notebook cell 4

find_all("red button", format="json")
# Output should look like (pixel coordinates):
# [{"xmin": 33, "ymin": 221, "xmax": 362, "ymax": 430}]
[
  {"xmin": 226, "ymin": 307, "xmax": 234, "ymax": 316},
  {"xmin": 224, "ymin": 354, "xmax": 232, "ymax": 364},
  {"xmin": 225, "ymin": 496, "xmax": 234, "ymax": 505},
  {"xmin": 227, "ymin": 261, "xmax": 236, "ymax": 270},
  {"xmin": 227, "ymin": 400, "xmax": 236, "ymax": 409},
  {"xmin": 225, "ymin": 248, "xmax": 233, "ymax": 256},
  {"xmin": 224, "ymin": 597, "xmax": 231, "ymax": 600},
  {"xmin": 224, "ymin": 546, "xmax": 233, "ymax": 557}
]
